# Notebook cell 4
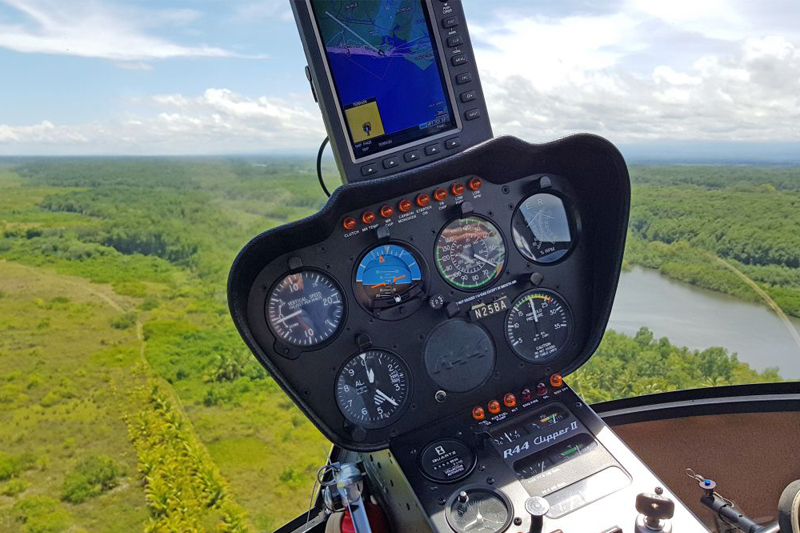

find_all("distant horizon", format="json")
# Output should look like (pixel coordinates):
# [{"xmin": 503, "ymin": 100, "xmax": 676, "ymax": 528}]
[
  {"xmin": 1, "ymin": 1, "xmax": 798, "ymax": 156},
  {"xmin": 1, "ymin": 140, "xmax": 799, "ymax": 166}
]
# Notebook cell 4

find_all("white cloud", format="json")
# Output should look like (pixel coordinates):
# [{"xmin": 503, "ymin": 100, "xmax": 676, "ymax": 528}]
[
  {"xmin": 229, "ymin": 1, "xmax": 294, "ymax": 23},
  {"xmin": 0, "ymin": 0, "xmax": 261, "ymax": 60},
  {"xmin": 472, "ymin": 0, "xmax": 800, "ymax": 144},
  {"xmin": 0, "ymin": 89, "xmax": 326, "ymax": 155}
]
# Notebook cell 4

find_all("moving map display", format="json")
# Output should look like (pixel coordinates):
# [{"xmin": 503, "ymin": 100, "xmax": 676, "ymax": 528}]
[{"xmin": 311, "ymin": 0, "xmax": 457, "ymax": 159}]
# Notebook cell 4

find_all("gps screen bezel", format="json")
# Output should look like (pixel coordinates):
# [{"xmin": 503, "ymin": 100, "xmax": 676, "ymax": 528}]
[{"xmin": 306, "ymin": 0, "xmax": 463, "ymax": 163}]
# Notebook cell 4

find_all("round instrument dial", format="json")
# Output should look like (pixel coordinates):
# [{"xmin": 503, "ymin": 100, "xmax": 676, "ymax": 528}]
[
  {"xmin": 335, "ymin": 350, "xmax": 411, "ymax": 429},
  {"xmin": 446, "ymin": 487, "xmax": 513, "ymax": 533},
  {"xmin": 354, "ymin": 244, "xmax": 425, "ymax": 318},
  {"xmin": 435, "ymin": 217, "xmax": 506, "ymax": 291},
  {"xmin": 506, "ymin": 290, "xmax": 573, "ymax": 363},
  {"xmin": 512, "ymin": 193, "xmax": 575, "ymax": 264},
  {"xmin": 266, "ymin": 271, "xmax": 344, "ymax": 347}
]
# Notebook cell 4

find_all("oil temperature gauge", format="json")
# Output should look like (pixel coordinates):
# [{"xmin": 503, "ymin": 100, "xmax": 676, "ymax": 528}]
[{"xmin": 446, "ymin": 486, "xmax": 513, "ymax": 533}]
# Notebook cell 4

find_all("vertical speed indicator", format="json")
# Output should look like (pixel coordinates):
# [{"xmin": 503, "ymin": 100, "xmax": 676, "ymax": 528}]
[
  {"xmin": 266, "ymin": 271, "xmax": 344, "ymax": 348},
  {"xmin": 505, "ymin": 290, "xmax": 573, "ymax": 363}
]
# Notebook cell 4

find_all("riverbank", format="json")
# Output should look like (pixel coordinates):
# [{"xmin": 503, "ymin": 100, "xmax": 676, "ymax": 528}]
[{"xmin": 609, "ymin": 266, "xmax": 800, "ymax": 378}]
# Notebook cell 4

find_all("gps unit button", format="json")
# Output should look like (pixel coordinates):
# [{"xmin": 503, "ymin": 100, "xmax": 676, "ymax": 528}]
[
  {"xmin": 461, "ymin": 90, "xmax": 477, "ymax": 103},
  {"xmin": 456, "ymin": 72, "xmax": 472, "ymax": 85},
  {"xmin": 451, "ymin": 54, "xmax": 468, "ymax": 67},
  {"xmin": 442, "ymin": 16, "xmax": 459, "ymax": 28},
  {"xmin": 383, "ymin": 157, "xmax": 400, "ymax": 170},
  {"xmin": 465, "ymin": 108, "xmax": 482, "ymax": 121},
  {"xmin": 447, "ymin": 35, "xmax": 464, "ymax": 47},
  {"xmin": 361, "ymin": 165, "xmax": 378, "ymax": 177},
  {"xmin": 445, "ymin": 138, "xmax": 461, "ymax": 150},
  {"xmin": 425, "ymin": 144, "xmax": 442, "ymax": 156},
  {"xmin": 404, "ymin": 150, "xmax": 421, "ymax": 163}
]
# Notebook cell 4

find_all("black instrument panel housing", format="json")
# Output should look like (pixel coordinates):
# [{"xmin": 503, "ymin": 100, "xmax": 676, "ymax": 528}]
[{"xmin": 228, "ymin": 135, "xmax": 630, "ymax": 451}]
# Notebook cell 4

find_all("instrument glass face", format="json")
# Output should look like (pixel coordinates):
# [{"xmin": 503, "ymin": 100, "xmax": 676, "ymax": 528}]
[
  {"xmin": 529, "ymin": 406, "xmax": 568, "ymax": 430},
  {"xmin": 446, "ymin": 488, "xmax": 512, "ymax": 533},
  {"xmin": 512, "ymin": 193, "xmax": 574, "ymax": 264},
  {"xmin": 506, "ymin": 290, "xmax": 573, "ymax": 363},
  {"xmin": 335, "ymin": 350, "xmax": 411, "ymax": 429},
  {"xmin": 354, "ymin": 244, "xmax": 424, "ymax": 314},
  {"xmin": 266, "ymin": 271, "xmax": 344, "ymax": 347},
  {"xmin": 514, "ymin": 433, "xmax": 598, "ymax": 481},
  {"xmin": 435, "ymin": 217, "xmax": 506, "ymax": 290}
]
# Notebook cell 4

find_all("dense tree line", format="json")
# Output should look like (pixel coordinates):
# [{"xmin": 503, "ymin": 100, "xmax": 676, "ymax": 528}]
[
  {"xmin": 572, "ymin": 328, "xmax": 781, "ymax": 404},
  {"xmin": 626, "ymin": 165, "xmax": 800, "ymax": 317}
]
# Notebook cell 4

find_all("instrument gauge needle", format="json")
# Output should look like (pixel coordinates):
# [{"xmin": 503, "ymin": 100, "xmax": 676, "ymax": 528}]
[
  {"xmin": 360, "ymin": 353, "xmax": 375, "ymax": 383},
  {"xmin": 473, "ymin": 254, "xmax": 498, "ymax": 267},
  {"xmin": 530, "ymin": 300, "xmax": 539, "ymax": 323},
  {"xmin": 375, "ymin": 389, "xmax": 398, "ymax": 406},
  {"xmin": 275, "ymin": 310, "xmax": 302, "ymax": 325}
]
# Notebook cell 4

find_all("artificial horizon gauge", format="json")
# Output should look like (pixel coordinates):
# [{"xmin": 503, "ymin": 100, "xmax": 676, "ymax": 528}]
[
  {"xmin": 506, "ymin": 289, "xmax": 573, "ymax": 362},
  {"xmin": 512, "ymin": 192, "xmax": 575, "ymax": 264},
  {"xmin": 435, "ymin": 217, "xmax": 506, "ymax": 290},
  {"xmin": 266, "ymin": 271, "xmax": 344, "ymax": 347},
  {"xmin": 354, "ymin": 244, "xmax": 425, "ymax": 319},
  {"xmin": 446, "ymin": 486, "xmax": 513, "ymax": 533},
  {"xmin": 335, "ymin": 350, "xmax": 411, "ymax": 430}
]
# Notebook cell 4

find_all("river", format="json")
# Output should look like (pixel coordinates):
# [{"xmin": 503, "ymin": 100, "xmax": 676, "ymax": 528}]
[{"xmin": 607, "ymin": 267, "xmax": 800, "ymax": 379}]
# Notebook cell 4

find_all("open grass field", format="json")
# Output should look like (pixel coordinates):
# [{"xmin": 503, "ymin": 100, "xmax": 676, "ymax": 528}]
[{"xmin": 0, "ymin": 260, "xmax": 148, "ymax": 532}]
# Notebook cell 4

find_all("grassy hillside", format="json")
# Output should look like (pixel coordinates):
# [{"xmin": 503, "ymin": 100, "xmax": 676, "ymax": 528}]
[{"xmin": 0, "ymin": 159, "xmax": 790, "ymax": 532}]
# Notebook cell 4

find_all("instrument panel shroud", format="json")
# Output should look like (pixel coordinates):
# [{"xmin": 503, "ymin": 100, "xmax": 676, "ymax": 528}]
[{"xmin": 227, "ymin": 135, "xmax": 630, "ymax": 451}]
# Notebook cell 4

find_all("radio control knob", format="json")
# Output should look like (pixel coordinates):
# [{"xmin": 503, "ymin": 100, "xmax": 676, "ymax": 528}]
[{"xmin": 429, "ymin": 294, "xmax": 445, "ymax": 310}]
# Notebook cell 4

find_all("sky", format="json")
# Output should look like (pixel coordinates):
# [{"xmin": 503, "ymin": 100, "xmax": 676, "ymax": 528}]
[{"xmin": 0, "ymin": 0, "xmax": 798, "ymax": 157}]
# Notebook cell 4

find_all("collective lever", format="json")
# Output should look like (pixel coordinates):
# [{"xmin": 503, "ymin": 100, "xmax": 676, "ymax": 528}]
[{"xmin": 525, "ymin": 496, "xmax": 550, "ymax": 533}]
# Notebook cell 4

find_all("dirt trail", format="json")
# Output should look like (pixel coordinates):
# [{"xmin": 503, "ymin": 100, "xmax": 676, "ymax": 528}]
[{"xmin": 710, "ymin": 253, "xmax": 800, "ymax": 354}]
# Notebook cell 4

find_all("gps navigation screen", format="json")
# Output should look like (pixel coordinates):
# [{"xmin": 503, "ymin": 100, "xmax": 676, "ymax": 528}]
[{"xmin": 311, "ymin": 0, "xmax": 457, "ymax": 160}]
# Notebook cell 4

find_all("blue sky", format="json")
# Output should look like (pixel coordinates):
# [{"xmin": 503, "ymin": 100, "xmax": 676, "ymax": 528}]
[{"xmin": 0, "ymin": 0, "xmax": 798, "ymax": 156}]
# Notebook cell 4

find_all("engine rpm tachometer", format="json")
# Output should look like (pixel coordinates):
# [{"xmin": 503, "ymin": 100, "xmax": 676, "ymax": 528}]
[
  {"xmin": 435, "ymin": 217, "xmax": 506, "ymax": 290},
  {"xmin": 335, "ymin": 350, "xmax": 411, "ymax": 429},
  {"xmin": 506, "ymin": 290, "xmax": 572, "ymax": 363},
  {"xmin": 266, "ymin": 271, "xmax": 344, "ymax": 348}
]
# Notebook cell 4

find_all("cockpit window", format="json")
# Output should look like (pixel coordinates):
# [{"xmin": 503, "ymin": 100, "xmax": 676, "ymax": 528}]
[{"xmin": 0, "ymin": 0, "xmax": 797, "ymax": 530}]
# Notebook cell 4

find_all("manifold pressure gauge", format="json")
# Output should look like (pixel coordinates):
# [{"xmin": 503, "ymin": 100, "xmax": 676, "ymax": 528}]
[
  {"xmin": 335, "ymin": 350, "xmax": 411, "ymax": 429},
  {"xmin": 506, "ymin": 289, "xmax": 573, "ymax": 363},
  {"xmin": 266, "ymin": 270, "xmax": 344, "ymax": 347}
]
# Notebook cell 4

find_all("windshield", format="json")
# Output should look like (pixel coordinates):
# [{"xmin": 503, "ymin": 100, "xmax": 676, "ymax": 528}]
[{"xmin": 0, "ymin": 0, "xmax": 798, "ymax": 531}]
